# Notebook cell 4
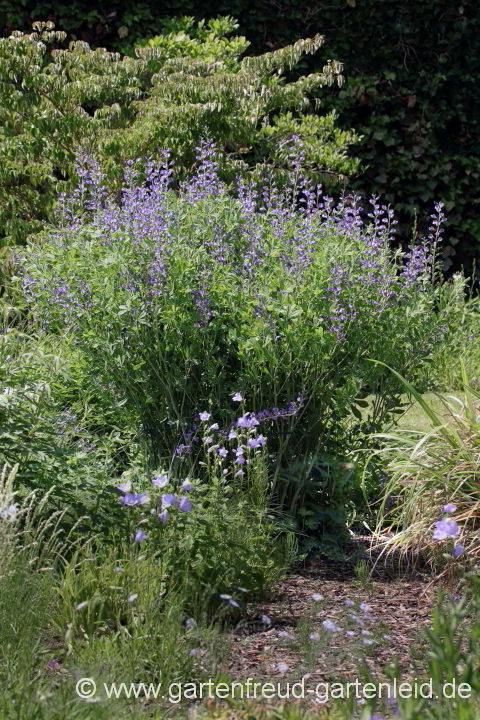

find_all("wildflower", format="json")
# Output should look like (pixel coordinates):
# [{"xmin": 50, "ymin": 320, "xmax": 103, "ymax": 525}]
[
  {"xmin": 236, "ymin": 587, "xmax": 248, "ymax": 593},
  {"xmin": 133, "ymin": 529, "xmax": 147, "ymax": 543},
  {"xmin": 46, "ymin": 659, "xmax": 60, "ymax": 670},
  {"xmin": 345, "ymin": 630, "xmax": 355, "ymax": 637},
  {"xmin": 235, "ymin": 454, "xmax": 246, "ymax": 465},
  {"xmin": 119, "ymin": 492, "xmax": 148, "ymax": 506},
  {"xmin": 178, "ymin": 496, "xmax": 192, "ymax": 512},
  {"xmin": 181, "ymin": 479, "xmax": 192, "ymax": 492},
  {"xmin": 311, "ymin": 593, "xmax": 323, "ymax": 602},
  {"xmin": 309, "ymin": 632, "xmax": 319, "ymax": 640},
  {"xmin": 432, "ymin": 518, "xmax": 459, "ymax": 540},
  {"xmin": 359, "ymin": 603, "xmax": 371, "ymax": 613},
  {"xmin": 126, "ymin": 594, "xmax": 137, "ymax": 603},
  {"xmin": 185, "ymin": 618, "xmax": 197, "ymax": 629},
  {"xmin": 228, "ymin": 430, "xmax": 238, "ymax": 440},
  {"xmin": 277, "ymin": 662, "xmax": 289, "ymax": 673},
  {"xmin": 161, "ymin": 493, "xmax": 178, "ymax": 509},
  {"xmin": 237, "ymin": 413, "xmax": 259, "ymax": 428},
  {"xmin": 199, "ymin": 411, "xmax": 211, "ymax": 421},
  {"xmin": 452, "ymin": 544, "xmax": 465, "ymax": 557},
  {"xmin": 322, "ymin": 619, "xmax": 340, "ymax": 632},
  {"xmin": 152, "ymin": 473, "xmax": 168, "ymax": 488},
  {"xmin": 75, "ymin": 601, "xmax": 88, "ymax": 610},
  {"xmin": 158, "ymin": 510, "xmax": 169, "ymax": 523},
  {"xmin": 231, "ymin": 392, "xmax": 243, "ymax": 402},
  {"xmin": 442, "ymin": 503, "xmax": 457, "ymax": 514},
  {"xmin": 203, "ymin": 436, "xmax": 213, "ymax": 446},
  {"xmin": 260, "ymin": 615, "xmax": 271, "ymax": 625},
  {"xmin": 220, "ymin": 594, "xmax": 240, "ymax": 608},
  {"xmin": 188, "ymin": 648, "xmax": 198, "ymax": 656},
  {"xmin": 234, "ymin": 469, "xmax": 244, "ymax": 477},
  {"xmin": 217, "ymin": 447, "xmax": 228, "ymax": 458},
  {"xmin": 116, "ymin": 480, "xmax": 132, "ymax": 493},
  {"xmin": 344, "ymin": 599, "xmax": 355, "ymax": 607},
  {"xmin": 278, "ymin": 631, "xmax": 293, "ymax": 638},
  {"xmin": 247, "ymin": 435, "xmax": 267, "ymax": 449}
]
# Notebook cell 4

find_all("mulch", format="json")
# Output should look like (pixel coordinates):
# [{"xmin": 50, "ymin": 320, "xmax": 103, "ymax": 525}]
[{"xmin": 223, "ymin": 539, "xmax": 436, "ymax": 690}]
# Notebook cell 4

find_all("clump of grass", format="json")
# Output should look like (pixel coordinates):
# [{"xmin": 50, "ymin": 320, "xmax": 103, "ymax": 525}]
[{"xmin": 371, "ymin": 364, "xmax": 479, "ymax": 578}]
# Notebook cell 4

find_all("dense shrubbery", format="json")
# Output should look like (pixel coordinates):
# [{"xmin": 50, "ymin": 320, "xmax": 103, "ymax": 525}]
[
  {"xmin": 4, "ymin": 2, "xmax": 477, "ymax": 273},
  {"xmin": 0, "ymin": 18, "xmax": 356, "ymax": 250},
  {"xmin": 11, "ymin": 143, "xmax": 458, "ymax": 542}
]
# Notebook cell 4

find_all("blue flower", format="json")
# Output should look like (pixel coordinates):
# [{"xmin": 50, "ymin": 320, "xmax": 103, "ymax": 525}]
[
  {"xmin": 181, "ymin": 479, "xmax": 192, "ymax": 492},
  {"xmin": 158, "ymin": 510, "xmax": 169, "ymax": 523},
  {"xmin": 120, "ymin": 492, "xmax": 148, "ymax": 506},
  {"xmin": 452, "ymin": 544, "xmax": 465, "ymax": 557},
  {"xmin": 199, "ymin": 411, "xmax": 211, "ymax": 421},
  {"xmin": 442, "ymin": 503, "xmax": 457, "ymax": 514},
  {"xmin": 220, "ymin": 594, "xmax": 240, "ymax": 608},
  {"xmin": 432, "ymin": 519, "xmax": 459, "ymax": 540},
  {"xmin": 322, "ymin": 619, "xmax": 340, "ymax": 632},
  {"xmin": 133, "ymin": 529, "xmax": 147, "ymax": 543},
  {"xmin": 178, "ymin": 496, "xmax": 192, "ymax": 512},
  {"xmin": 161, "ymin": 493, "xmax": 178, "ymax": 509},
  {"xmin": 152, "ymin": 473, "xmax": 168, "ymax": 488},
  {"xmin": 231, "ymin": 392, "xmax": 243, "ymax": 402},
  {"xmin": 237, "ymin": 413, "xmax": 259, "ymax": 428},
  {"xmin": 247, "ymin": 434, "xmax": 266, "ymax": 449}
]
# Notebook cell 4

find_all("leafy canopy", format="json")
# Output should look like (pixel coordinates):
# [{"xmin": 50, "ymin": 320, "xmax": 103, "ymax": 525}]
[{"xmin": 0, "ymin": 17, "xmax": 358, "ymax": 248}]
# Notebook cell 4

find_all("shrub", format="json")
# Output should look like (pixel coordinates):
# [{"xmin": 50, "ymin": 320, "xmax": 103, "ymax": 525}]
[
  {"xmin": 3, "ymin": 3, "xmax": 479, "ymax": 273},
  {"xmin": 17, "ymin": 145, "xmax": 455, "ymax": 535},
  {"xmin": 0, "ymin": 18, "xmax": 357, "ymax": 250}
]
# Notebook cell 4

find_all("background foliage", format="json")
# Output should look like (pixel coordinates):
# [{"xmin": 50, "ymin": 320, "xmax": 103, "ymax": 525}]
[
  {"xmin": 2, "ymin": 1, "xmax": 478, "ymax": 274},
  {"xmin": 0, "ymin": 18, "xmax": 356, "ymax": 250}
]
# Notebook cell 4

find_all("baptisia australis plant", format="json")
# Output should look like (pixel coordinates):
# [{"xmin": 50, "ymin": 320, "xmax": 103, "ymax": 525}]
[{"xmin": 20, "ymin": 141, "xmax": 458, "ymax": 533}]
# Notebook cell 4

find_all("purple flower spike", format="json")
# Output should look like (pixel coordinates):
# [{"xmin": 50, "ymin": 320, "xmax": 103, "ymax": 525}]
[
  {"xmin": 432, "ymin": 518, "xmax": 459, "ymax": 540},
  {"xmin": 442, "ymin": 503, "xmax": 457, "ymax": 514},
  {"xmin": 452, "ymin": 544, "xmax": 465, "ymax": 557},
  {"xmin": 133, "ymin": 529, "xmax": 147, "ymax": 543},
  {"xmin": 120, "ymin": 492, "xmax": 148, "ymax": 506},
  {"xmin": 178, "ymin": 496, "xmax": 192, "ymax": 512},
  {"xmin": 152, "ymin": 473, "xmax": 168, "ymax": 488}
]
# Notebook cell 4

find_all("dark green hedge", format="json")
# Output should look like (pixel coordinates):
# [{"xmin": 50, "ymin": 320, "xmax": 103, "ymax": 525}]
[{"xmin": 1, "ymin": 0, "xmax": 479, "ymax": 275}]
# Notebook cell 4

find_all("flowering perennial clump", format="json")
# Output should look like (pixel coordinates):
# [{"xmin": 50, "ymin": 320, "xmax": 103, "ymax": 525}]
[{"xmin": 20, "ymin": 142, "xmax": 452, "ymax": 526}]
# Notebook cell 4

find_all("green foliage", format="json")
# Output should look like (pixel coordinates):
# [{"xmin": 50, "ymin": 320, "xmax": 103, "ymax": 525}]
[
  {"xmin": 5, "ymin": 2, "xmax": 477, "ymax": 272},
  {"xmin": 15, "ymin": 155, "xmax": 456, "ymax": 537},
  {"xmin": 0, "ymin": 18, "xmax": 357, "ymax": 249}
]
